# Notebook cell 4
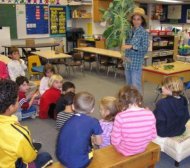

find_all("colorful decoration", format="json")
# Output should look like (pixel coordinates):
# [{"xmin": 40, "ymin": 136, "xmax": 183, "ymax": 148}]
[
  {"xmin": 26, "ymin": 4, "xmax": 48, "ymax": 34},
  {"xmin": 49, "ymin": 6, "xmax": 66, "ymax": 35}
]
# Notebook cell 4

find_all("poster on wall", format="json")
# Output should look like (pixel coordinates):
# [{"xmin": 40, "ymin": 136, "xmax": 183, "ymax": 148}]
[
  {"xmin": 168, "ymin": 5, "xmax": 182, "ymax": 19},
  {"xmin": 26, "ymin": 4, "xmax": 48, "ymax": 34},
  {"xmin": 49, "ymin": 6, "xmax": 66, "ymax": 35}
]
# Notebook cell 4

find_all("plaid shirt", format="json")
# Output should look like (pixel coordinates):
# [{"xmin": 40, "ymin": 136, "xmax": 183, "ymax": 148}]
[{"xmin": 125, "ymin": 26, "xmax": 149, "ymax": 70}]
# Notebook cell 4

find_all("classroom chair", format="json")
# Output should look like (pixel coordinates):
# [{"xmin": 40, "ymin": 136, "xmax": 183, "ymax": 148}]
[
  {"xmin": 64, "ymin": 53, "xmax": 84, "ymax": 77},
  {"xmin": 114, "ymin": 59, "xmax": 125, "ymax": 79},
  {"xmin": 99, "ymin": 55, "xmax": 117, "ymax": 76},
  {"xmin": 83, "ymin": 52, "xmax": 96, "ymax": 71},
  {"xmin": 28, "ymin": 55, "xmax": 42, "ymax": 79}
]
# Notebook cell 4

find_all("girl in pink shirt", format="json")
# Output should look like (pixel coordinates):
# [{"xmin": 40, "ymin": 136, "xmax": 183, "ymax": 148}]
[
  {"xmin": 99, "ymin": 96, "xmax": 119, "ymax": 148},
  {"xmin": 111, "ymin": 85, "xmax": 157, "ymax": 156}
]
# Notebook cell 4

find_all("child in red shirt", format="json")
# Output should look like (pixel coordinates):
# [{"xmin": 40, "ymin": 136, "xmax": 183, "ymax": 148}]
[
  {"xmin": 0, "ymin": 61, "xmax": 9, "ymax": 79},
  {"xmin": 39, "ymin": 74, "xmax": 63, "ymax": 119}
]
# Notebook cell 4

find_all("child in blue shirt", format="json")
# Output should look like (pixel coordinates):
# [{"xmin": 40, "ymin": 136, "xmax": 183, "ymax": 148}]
[
  {"xmin": 154, "ymin": 76, "xmax": 190, "ymax": 137},
  {"xmin": 56, "ymin": 92, "xmax": 103, "ymax": 168}
]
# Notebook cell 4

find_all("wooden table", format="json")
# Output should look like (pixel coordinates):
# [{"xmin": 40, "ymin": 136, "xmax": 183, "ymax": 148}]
[
  {"xmin": 0, "ymin": 55, "xmax": 11, "ymax": 64},
  {"xmin": 75, "ymin": 47, "xmax": 149, "ymax": 69},
  {"xmin": 2, "ymin": 43, "xmax": 59, "ymax": 55},
  {"xmin": 143, "ymin": 61, "xmax": 190, "ymax": 85},
  {"xmin": 75, "ymin": 47, "xmax": 122, "ymax": 59},
  {"xmin": 32, "ymin": 50, "xmax": 71, "ymax": 62}
]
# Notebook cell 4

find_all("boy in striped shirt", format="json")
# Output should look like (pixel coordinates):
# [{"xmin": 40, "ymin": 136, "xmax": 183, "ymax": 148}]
[
  {"xmin": 111, "ymin": 85, "xmax": 157, "ymax": 156},
  {"xmin": 56, "ymin": 92, "xmax": 75, "ymax": 130}
]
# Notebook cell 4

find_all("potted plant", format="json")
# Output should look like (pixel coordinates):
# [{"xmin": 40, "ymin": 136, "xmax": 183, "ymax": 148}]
[{"xmin": 100, "ymin": 0, "xmax": 135, "ymax": 50}]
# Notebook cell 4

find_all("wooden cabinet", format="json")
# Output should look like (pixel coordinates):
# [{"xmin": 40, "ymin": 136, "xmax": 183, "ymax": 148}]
[{"xmin": 93, "ymin": 0, "xmax": 112, "ymax": 22}]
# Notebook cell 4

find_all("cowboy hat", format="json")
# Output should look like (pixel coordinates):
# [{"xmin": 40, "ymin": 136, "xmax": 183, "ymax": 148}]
[{"xmin": 129, "ymin": 7, "xmax": 147, "ymax": 21}]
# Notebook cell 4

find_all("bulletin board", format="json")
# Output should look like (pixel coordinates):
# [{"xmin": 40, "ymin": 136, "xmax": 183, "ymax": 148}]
[
  {"xmin": 26, "ymin": 4, "xmax": 49, "ymax": 34},
  {"xmin": 49, "ymin": 6, "xmax": 66, "ymax": 35}
]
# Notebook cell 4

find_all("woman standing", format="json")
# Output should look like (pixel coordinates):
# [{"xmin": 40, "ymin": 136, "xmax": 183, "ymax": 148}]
[{"xmin": 122, "ymin": 7, "xmax": 149, "ymax": 93}]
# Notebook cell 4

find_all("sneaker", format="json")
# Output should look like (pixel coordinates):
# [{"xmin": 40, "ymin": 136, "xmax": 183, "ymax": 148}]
[
  {"xmin": 33, "ymin": 142, "xmax": 42, "ymax": 151},
  {"xmin": 31, "ymin": 114, "xmax": 36, "ymax": 119}
]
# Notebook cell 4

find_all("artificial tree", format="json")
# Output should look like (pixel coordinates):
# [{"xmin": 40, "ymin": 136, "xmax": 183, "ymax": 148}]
[{"xmin": 101, "ymin": 0, "xmax": 135, "ymax": 50}]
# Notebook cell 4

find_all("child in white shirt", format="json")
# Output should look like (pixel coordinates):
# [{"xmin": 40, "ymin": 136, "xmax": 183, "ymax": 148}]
[
  {"xmin": 7, "ymin": 47, "xmax": 27, "ymax": 81},
  {"xmin": 39, "ymin": 63, "xmax": 55, "ymax": 95}
]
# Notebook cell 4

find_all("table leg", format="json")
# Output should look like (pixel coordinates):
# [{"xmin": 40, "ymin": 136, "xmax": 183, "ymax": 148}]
[
  {"xmin": 5, "ymin": 47, "xmax": 8, "ymax": 55},
  {"xmin": 95, "ymin": 54, "xmax": 100, "ymax": 73}
]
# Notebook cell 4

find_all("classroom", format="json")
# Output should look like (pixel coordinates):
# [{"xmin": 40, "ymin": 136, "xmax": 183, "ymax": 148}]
[{"xmin": 0, "ymin": 0, "xmax": 190, "ymax": 167}]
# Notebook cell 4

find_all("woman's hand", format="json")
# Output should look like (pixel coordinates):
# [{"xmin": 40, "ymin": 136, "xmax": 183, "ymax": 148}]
[
  {"xmin": 122, "ymin": 45, "xmax": 133, "ymax": 50},
  {"xmin": 121, "ymin": 56, "xmax": 131, "ymax": 63}
]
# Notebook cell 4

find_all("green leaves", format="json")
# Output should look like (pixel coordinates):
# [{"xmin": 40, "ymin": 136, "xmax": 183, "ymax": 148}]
[{"xmin": 101, "ymin": 0, "xmax": 134, "ymax": 49}]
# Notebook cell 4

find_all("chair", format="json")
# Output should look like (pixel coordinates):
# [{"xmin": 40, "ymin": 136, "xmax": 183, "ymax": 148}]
[
  {"xmin": 114, "ymin": 59, "xmax": 125, "ymax": 78},
  {"xmin": 64, "ymin": 53, "xmax": 84, "ymax": 77},
  {"xmin": 83, "ymin": 52, "xmax": 96, "ymax": 71},
  {"xmin": 28, "ymin": 55, "xmax": 42, "ymax": 79},
  {"xmin": 99, "ymin": 56, "xmax": 117, "ymax": 76}
]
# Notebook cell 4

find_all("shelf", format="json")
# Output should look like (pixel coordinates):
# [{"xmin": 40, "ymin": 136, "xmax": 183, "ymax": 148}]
[
  {"xmin": 153, "ymin": 45, "xmax": 174, "ymax": 51},
  {"xmin": 152, "ymin": 35, "xmax": 174, "ymax": 37},
  {"xmin": 68, "ymin": 2, "xmax": 92, "ymax": 6},
  {"xmin": 152, "ymin": 55, "xmax": 173, "ymax": 58},
  {"xmin": 72, "ymin": 17, "xmax": 92, "ymax": 19}
]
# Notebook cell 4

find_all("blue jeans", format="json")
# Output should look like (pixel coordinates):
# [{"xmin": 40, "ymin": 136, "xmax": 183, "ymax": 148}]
[{"xmin": 125, "ymin": 68, "xmax": 142, "ymax": 93}]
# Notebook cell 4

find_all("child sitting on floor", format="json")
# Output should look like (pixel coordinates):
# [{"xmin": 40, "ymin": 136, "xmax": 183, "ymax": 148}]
[
  {"xmin": 56, "ymin": 92, "xmax": 103, "ymax": 168},
  {"xmin": 154, "ymin": 76, "xmax": 190, "ymax": 137},
  {"xmin": 39, "ymin": 74, "xmax": 63, "ymax": 119},
  {"xmin": 55, "ymin": 81, "xmax": 75, "ymax": 114},
  {"xmin": 39, "ymin": 63, "xmax": 55, "ymax": 95},
  {"xmin": 0, "ymin": 61, "xmax": 9, "ymax": 79},
  {"xmin": 7, "ymin": 47, "xmax": 27, "ymax": 81},
  {"xmin": 0, "ymin": 79, "xmax": 53, "ymax": 168},
  {"xmin": 16, "ymin": 76, "xmax": 39, "ymax": 121},
  {"xmin": 111, "ymin": 85, "xmax": 157, "ymax": 156},
  {"xmin": 99, "ymin": 96, "xmax": 119, "ymax": 148},
  {"xmin": 56, "ymin": 92, "xmax": 75, "ymax": 130}
]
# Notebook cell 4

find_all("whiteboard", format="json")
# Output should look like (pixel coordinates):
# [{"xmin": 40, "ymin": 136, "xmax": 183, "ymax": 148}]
[
  {"xmin": 16, "ymin": 4, "xmax": 49, "ymax": 39},
  {"xmin": 0, "ymin": 27, "xmax": 11, "ymax": 53}
]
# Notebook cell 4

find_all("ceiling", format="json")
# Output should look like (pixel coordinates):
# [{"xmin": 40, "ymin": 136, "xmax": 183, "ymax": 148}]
[{"xmin": 135, "ymin": 0, "xmax": 190, "ymax": 4}]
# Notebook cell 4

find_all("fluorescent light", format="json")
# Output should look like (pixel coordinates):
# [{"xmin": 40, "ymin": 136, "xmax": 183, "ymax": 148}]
[{"xmin": 155, "ymin": 0, "xmax": 183, "ymax": 3}]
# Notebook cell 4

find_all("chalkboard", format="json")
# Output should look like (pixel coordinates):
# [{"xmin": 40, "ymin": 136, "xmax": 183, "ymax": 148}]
[{"xmin": 0, "ymin": 4, "xmax": 17, "ymax": 39}]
